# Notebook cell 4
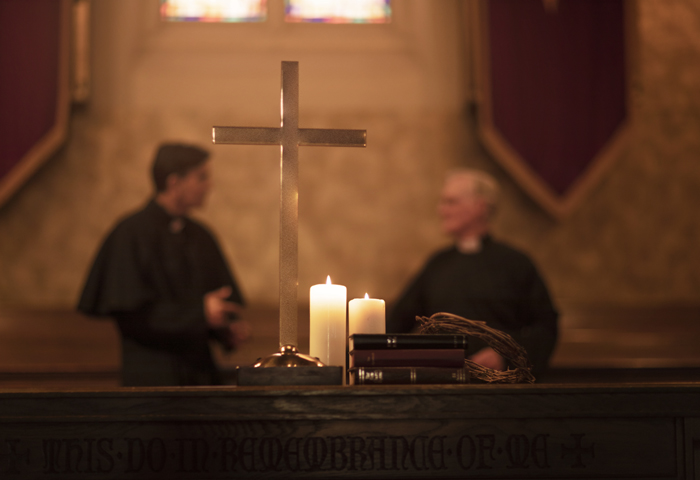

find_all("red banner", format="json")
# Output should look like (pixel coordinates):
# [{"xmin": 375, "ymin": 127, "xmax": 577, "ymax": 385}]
[
  {"xmin": 476, "ymin": 0, "xmax": 631, "ymax": 218},
  {"xmin": 0, "ymin": 0, "xmax": 71, "ymax": 207}
]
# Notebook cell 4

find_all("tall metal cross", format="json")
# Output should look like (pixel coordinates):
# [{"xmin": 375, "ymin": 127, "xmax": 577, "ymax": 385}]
[{"xmin": 213, "ymin": 61, "xmax": 366, "ymax": 350}]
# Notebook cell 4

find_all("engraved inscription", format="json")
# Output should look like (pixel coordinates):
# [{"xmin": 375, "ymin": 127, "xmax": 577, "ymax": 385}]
[
  {"xmin": 3, "ymin": 433, "xmax": 558, "ymax": 476},
  {"xmin": 0, "ymin": 406, "xmax": 679, "ymax": 478},
  {"xmin": 41, "ymin": 438, "xmax": 114, "ymax": 474},
  {"xmin": 561, "ymin": 434, "xmax": 595, "ymax": 468},
  {"xmin": 0, "ymin": 439, "xmax": 30, "ymax": 475}
]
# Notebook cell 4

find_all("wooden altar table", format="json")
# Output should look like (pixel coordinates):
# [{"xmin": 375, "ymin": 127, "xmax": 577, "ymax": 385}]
[{"xmin": 1, "ymin": 383, "xmax": 699, "ymax": 479}]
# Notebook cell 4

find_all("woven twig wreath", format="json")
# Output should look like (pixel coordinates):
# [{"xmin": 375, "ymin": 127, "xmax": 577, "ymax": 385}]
[{"xmin": 417, "ymin": 312, "xmax": 535, "ymax": 384}]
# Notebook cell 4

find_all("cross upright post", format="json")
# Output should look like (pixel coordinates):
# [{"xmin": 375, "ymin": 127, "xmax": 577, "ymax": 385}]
[{"xmin": 213, "ymin": 61, "xmax": 366, "ymax": 356}]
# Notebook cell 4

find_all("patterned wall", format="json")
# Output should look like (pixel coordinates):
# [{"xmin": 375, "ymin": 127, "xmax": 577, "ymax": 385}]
[{"xmin": 0, "ymin": 0, "xmax": 698, "ymax": 309}]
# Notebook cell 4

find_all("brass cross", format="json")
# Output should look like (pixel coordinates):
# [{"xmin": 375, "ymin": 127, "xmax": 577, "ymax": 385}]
[{"xmin": 213, "ymin": 61, "xmax": 366, "ymax": 350}]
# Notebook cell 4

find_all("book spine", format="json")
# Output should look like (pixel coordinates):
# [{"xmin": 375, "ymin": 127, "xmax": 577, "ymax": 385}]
[
  {"xmin": 350, "ymin": 334, "xmax": 468, "ymax": 351},
  {"xmin": 349, "ymin": 349, "xmax": 465, "ymax": 368},
  {"xmin": 350, "ymin": 367, "xmax": 470, "ymax": 385}
]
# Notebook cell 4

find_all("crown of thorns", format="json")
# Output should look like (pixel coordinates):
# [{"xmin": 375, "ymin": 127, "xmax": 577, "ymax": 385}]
[{"xmin": 417, "ymin": 312, "xmax": 535, "ymax": 384}]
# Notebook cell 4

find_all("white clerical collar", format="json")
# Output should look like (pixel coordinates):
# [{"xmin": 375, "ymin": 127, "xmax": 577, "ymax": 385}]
[{"xmin": 456, "ymin": 236, "xmax": 482, "ymax": 254}]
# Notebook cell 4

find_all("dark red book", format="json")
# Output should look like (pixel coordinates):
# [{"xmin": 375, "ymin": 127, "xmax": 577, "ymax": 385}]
[
  {"xmin": 349, "ymin": 349, "xmax": 465, "ymax": 368},
  {"xmin": 349, "ymin": 367, "xmax": 470, "ymax": 385}
]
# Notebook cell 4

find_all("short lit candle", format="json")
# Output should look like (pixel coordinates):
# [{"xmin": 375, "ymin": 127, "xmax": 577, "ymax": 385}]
[
  {"xmin": 349, "ymin": 293, "xmax": 386, "ymax": 337},
  {"xmin": 309, "ymin": 276, "xmax": 347, "ymax": 368}
]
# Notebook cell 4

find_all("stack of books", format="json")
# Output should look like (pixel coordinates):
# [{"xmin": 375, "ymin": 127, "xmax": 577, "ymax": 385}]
[{"xmin": 348, "ymin": 333, "xmax": 470, "ymax": 385}]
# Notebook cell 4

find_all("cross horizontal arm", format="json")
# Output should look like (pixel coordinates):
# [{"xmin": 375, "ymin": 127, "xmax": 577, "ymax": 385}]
[
  {"xmin": 212, "ymin": 127, "xmax": 281, "ymax": 145},
  {"xmin": 299, "ymin": 128, "xmax": 366, "ymax": 147}
]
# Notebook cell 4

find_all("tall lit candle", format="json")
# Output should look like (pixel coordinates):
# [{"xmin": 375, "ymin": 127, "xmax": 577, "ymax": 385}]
[
  {"xmin": 348, "ymin": 293, "xmax": 386, "ymax": 337},
  {"xmin": 310, "ymin": 276, "xmax": 347, "ymax": 368}
]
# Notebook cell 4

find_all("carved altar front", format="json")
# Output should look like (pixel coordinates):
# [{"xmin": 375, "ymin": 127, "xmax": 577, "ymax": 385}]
[{"xmin": 1, "ymin": 383, "xmax": 699, "ymax": 479}]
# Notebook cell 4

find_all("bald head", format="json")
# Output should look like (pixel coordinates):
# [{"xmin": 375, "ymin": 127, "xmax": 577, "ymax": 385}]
[
  {"xmin": 446, "ymin": 169, "xmax": 500, "ymax": 213},
  {"xmin": 438, "ymin": 169, "xmax": 500, "ymax": 240}
]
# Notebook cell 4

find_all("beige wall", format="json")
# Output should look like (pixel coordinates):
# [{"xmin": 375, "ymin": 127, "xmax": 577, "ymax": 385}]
[{"xmin": 1, "ymin": 0, "xmax": 699, "ymax": 311}]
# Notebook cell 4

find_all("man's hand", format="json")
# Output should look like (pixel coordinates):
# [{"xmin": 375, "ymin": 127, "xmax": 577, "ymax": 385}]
[
  {"xmin": 213, "ymin": 320, "xmax": 251, "ymax": 351},
  {"xmin": 469, "ymin": 347, "xmax": 506, "ymax": 370},
  {"xmin": 204, "ymin": 286, "xmax": 241, "ymax": 328},
  {"xmin": 226, "ymin": 320, "xmax": 251, "ymax": 349}
]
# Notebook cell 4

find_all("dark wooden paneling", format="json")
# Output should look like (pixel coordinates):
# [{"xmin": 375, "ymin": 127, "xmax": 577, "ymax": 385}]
[
  {"xmin": 551, "ymin": 303, "xmax": 700, "ymax": 368},
  {"xmin": 0, "ymin": 384, "xmax": 699, "ymax": 478}
]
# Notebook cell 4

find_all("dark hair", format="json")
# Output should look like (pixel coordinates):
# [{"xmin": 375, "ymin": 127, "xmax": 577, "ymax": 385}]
[{"xmin": 152, "ymin": 143, "xmax": 210, "ymax": 192}]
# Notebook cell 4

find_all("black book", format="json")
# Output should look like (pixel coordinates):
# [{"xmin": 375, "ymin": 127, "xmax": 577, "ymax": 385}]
[
  {"xmin": 349, "ymin": 333, "xmax": 468, "ymax": 351},
  {"xmin": 349, "ymin": 366, "xmax": 470, "ymax": 385}
]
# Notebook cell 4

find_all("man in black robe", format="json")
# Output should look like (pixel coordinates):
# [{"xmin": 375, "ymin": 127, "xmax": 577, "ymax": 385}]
[
  {"xmin": 78, "ymin": 143, "xmax": 248, "ymax": 386},
  {"xmin": 387, "ymin": 169, "xmax": 558, "ymax": 375}
]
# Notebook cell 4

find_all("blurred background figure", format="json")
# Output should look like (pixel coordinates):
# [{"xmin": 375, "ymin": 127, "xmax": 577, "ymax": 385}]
[
  {"xmin": 78, "ymin": 143, "xmax": 249, "ymax": 386},
  {"xmin": 387, "ymin": 169, "xmax": 558, "ymax": 376}
]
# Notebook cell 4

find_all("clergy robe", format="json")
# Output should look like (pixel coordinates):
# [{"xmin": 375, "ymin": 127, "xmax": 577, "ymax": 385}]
[
  {"xmin": 387, "ymin": 236, "xmax": 558, "ymax": 375},
  {"xmin": 78, "ymin": 200, "xmax": 245, "ymax": 386}
]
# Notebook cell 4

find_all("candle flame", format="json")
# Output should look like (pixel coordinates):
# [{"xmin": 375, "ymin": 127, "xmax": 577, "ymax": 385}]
[
  {"xmin": 326, "ymin": 275, "xmax": 332, "ymax": 285},
  {"xmin": 364, "ymin": 293, "xmax": 369, "ymax": 299}
]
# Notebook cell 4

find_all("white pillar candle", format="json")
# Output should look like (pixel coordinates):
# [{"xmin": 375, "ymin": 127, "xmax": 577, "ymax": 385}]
[
  {"xmin": 349, "ymin": 293, "xmax": 386, "ymax": 337},
  {"xmin": 309, "ymin": 276, "xmax": 347, "ymax": 368}
]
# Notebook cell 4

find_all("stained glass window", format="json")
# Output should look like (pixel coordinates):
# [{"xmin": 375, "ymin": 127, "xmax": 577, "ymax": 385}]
[
  {"xmin": 285, "ymin": 0, "xmax": 391, "ymax": 24},
  {"xmin": 160, "ymin": 0, "xmax": 266, "ymax": 23}
]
